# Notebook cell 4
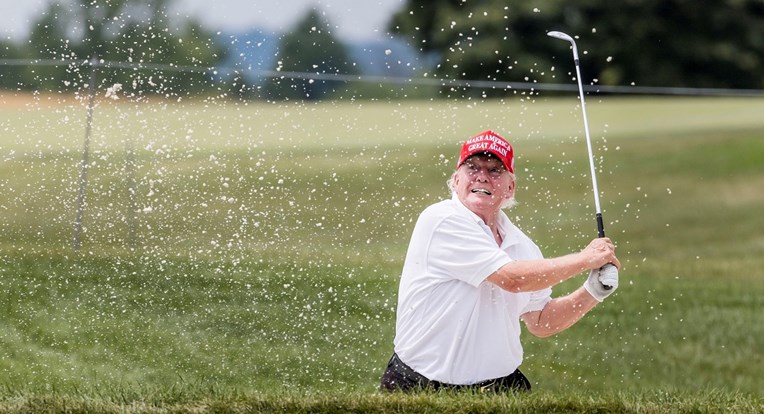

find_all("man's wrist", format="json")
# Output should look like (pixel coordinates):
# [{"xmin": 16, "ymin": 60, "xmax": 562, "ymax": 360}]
[{"xmin": 582, "ymin": 281, "xmax": 605, "ymax": 302}]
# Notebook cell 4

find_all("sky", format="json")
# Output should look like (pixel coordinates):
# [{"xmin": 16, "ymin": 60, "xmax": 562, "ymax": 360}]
[{"xmin": 1, "ymin": 0, "xmax": 407, "ymax": 42}]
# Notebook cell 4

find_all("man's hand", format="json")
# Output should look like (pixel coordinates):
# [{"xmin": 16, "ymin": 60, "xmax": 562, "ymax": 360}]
[
  {"xmin": 583, "ymin": 264, "xmax": 619, "ymax": 302},
  {"xmin": 581, "ymin": 238, "xmax": 621, "ymax": 270}
]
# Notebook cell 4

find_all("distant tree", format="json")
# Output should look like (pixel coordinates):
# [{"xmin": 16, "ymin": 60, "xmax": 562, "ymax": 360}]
[
  {"xmin": 571, "ymin": 0, "xmax": 764, "ymax": 90},
  {"xmin": 387, "ymin": 0, "xmax": 563, "ymax": 97},
  {"xmin": 20, "ymin": 0, "xmax": 227, "ymax": 95},
  {"xmin": 388, "ymin": 0, "xmax": 763, "ymax": 93},
  {"xmin": 263, "ymin": 9, "xmax": 358, "ymax": 101}
]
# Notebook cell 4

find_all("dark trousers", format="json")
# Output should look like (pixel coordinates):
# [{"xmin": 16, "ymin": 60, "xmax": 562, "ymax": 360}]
[{"xmin": 380, "ymin": 353, "xmax": 531, "ymax": 393}]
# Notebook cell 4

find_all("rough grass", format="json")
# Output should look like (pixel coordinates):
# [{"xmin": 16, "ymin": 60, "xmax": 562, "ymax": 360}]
[
  {"xmin": 0, "ymin": 95, "xmax": 761, "ymax": 412},
  {"xmin": 0, "ymin": 389, "xmax": 760, "ymax": 413}
]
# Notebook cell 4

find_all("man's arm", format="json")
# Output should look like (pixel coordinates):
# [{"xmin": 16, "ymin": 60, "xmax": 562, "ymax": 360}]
[
  {"xmin": 520, "ymin": 287, "xmax": 599, "ymax": 338},
  {"xmin": 486, "ymin": 237, "xmax": 619, "ymax": 293}
]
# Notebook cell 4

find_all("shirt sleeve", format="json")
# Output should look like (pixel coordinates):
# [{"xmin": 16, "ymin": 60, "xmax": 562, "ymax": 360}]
[{"xmin": 427, "ymin": 214, "xmax": 512, "ymax": 287}]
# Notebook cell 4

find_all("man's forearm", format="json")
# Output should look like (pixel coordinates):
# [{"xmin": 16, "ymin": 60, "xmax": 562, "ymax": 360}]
[
  {"xmin": 487, "ymin": 252, "xmax": 588, "ymax": 293},
  {"xmin": 522, "ymin": 287, "xmax": 599, "ymax": 337}
]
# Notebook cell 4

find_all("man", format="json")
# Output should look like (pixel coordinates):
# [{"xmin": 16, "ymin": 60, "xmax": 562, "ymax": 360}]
[{"xmin": 380, "ymin": 130, "xmax": 620, "ymax": 392}]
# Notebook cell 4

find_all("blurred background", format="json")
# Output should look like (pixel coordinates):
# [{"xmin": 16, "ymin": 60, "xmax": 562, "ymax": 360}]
[{"xmin": 1, "ymin": 0, "xmax": 762, "ymax": 100}]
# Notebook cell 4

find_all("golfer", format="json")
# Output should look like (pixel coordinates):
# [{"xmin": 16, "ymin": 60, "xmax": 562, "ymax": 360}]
[{"xmin": 380, "ymin": 130, "xmax": 620, "ymax": 392}]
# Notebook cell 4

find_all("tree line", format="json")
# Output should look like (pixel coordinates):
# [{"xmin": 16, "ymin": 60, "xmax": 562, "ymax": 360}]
[
  {"xmin": 0, "ymin": 0, "xmax": 761, "ymax": 100},
  {"xmin": 0, "ymin": 0, "xmax": 226, "ymax": 99},
  {"xmin": 388, "ymin": 0, "xmax": 763, "ymax": 98}
]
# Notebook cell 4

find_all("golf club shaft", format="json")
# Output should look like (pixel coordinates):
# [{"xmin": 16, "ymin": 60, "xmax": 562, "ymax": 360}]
[
  {"xmin": 548, "ymin": 31, "xmax": 605, "ymax": 236},
  {"xmin": 549, "ymin": 31, "xmax": 613, "ymax": 289},
  {"xmin": 570, "ymin": 44, "xmax": 604, "ymax": 237}
]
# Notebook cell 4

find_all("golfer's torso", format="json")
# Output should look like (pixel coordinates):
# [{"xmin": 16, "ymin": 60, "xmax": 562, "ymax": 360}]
[
  {"xmin": 393, "ymin": 198, "xmax": 541, "ymax": 384},
  {"xmin": 395, "ymin": 274, "xmax": 530, "ymax": 384}
]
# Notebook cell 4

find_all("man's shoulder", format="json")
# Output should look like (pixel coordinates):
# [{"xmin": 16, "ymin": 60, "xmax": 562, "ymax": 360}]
[
  {"xmin": 420, "ymin": 198, "xmax": 464, "ymax": 221},
  {"xmin": 414, "ymin": 198, "xmax": 477, "ymax": 236},
  {"xmin": 422, "ymin": 198, "xmax": 456, "ymax": 212}
]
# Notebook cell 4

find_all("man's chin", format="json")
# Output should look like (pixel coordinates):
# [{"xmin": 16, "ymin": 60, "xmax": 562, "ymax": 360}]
[{"xmin": 463, "ymin": 194, "xmax": 500, "ymax": 212}]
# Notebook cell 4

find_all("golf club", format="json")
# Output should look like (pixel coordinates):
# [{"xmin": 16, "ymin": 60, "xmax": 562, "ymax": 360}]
[{"xmin": 548, "ymin": 30, "xmax": 617, "ymax": 290}]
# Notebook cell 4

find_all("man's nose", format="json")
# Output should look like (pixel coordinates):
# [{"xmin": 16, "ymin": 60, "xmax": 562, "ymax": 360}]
[{"xmin": 473, "ymin": 169, "xmax": 490, "ymax": 181}]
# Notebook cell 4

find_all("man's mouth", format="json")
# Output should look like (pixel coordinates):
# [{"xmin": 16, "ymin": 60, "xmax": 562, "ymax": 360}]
[{"xmin": 471, "ymin": 188, "xmax": 492, "ymax": 196}]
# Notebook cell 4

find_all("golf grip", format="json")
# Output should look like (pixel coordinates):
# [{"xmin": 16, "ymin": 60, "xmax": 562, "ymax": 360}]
[
  {"xmin": 596, "ymin": 213, "xmax": 614, "ymax": 290},
  {"xmin": 596, "ymin": 213, "xmax": 605, "ymax": 238}
]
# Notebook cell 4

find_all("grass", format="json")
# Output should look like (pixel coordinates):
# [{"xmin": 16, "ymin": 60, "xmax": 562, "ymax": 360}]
[
  {"xmin": 0, "ymin": 389, "xmax": 761, "ymax": 413},
  {"xmin": 0, "ymin": 95, "xmax": 761, "ymax": 412}
]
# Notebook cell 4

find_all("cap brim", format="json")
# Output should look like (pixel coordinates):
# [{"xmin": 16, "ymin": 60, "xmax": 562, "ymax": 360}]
[{"xmin": 461, "ymin": 150, "xmax": 513, "ymax": 172}]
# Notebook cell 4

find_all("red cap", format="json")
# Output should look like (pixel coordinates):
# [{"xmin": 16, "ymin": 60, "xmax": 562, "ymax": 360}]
[{"xmin": 457, "ymin": 130, "xmax": 514, "ymax": 173}]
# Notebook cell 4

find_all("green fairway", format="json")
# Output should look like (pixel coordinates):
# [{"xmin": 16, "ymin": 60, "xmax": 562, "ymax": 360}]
[{"xmin": 0, "ymin": 95, "xmax": 761, "ymax": 412}]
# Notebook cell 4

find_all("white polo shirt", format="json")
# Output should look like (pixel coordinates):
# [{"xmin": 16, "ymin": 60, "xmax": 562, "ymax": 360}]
[{"xmin": 393, "ymin": 193, "xmax": 552, "ymax": 385}]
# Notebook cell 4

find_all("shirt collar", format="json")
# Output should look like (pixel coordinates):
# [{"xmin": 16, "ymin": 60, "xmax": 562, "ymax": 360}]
[{"xmin": 450, "ymin": 192, "xmax": 521, "ymax": 247}]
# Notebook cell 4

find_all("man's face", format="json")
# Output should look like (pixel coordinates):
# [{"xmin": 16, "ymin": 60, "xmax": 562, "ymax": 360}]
[{"xmin": 454, "ymin": 154, "xmax": 515, "ymax": 218}]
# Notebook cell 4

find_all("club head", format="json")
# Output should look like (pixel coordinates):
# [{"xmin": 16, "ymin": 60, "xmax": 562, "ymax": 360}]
[
  {"xmin": 548, "ymin": 30, "xmax": 579, "ymax": 60},
  {"xmin": 547, "ymin": 31, "xmax": 574, "ymax": 44}
]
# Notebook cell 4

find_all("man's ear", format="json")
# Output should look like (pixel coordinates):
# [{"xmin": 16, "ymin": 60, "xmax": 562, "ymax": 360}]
[{"xmin": 506, "ymin": 177, "xmax": 515, "ymax": 198}]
